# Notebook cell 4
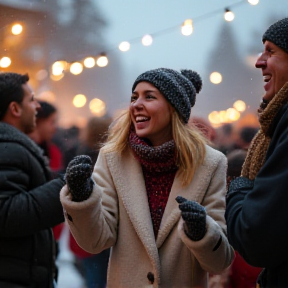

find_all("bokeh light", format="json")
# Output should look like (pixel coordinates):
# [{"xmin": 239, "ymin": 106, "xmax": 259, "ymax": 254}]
[
  {"xmin": 70, "ymin": 62, "xmax": 83, "ymax": 75},
  {"xmin": 226, "ymin": 108, "xmax": 240, "ymax": 121},
  {"xmin": 248, "ymin": 0, "xmax": 259, "ymax": 5},
  {"xmin": 210, "ymin": 72, "xmax": 222, "ymax": 84},
  {"xmin": 0, "ymin": 57, "xmax": 11, "ymax": 68},
  {"xmin": 84, "ymin": 57, "xmax": 96, "ymax": 68},
  {"xmin": 52, "ymin": 61, "xmax": 67, "ymax": 76},
  {"xmin": 119, "ymin": 41, "xmax": 130, "ymax": 52},
  {"xmin": 11, "ymin": 24, "xmax": 23, "ymax": 35},
  {"xmin": 224, "ymin": 10, "xmax": 235, "ymax": 21},
  {"xmin": 96, "ymin": 55, "xmax": 108, "ymax": 67},
  {"xmin": 89, "ymin": 98, "xmax": 106, "ymax": 117},
  {"xmin": 208, "ymin": 111, "xmax": 221, "ymax": 125},
  {"xmin": 142, "ymin": 35, "xmax": 153, "ymax": 46},
  {"xmin": 233, "ymin": 100, "xmax": 246, "ymax": 112},
  {"xmin": 73, "ymin": 94, "xmax": 87, "ymax": 108},
  {"xmin": 181, "ymin": 19, "xmax": 193, "ymax": 36}
]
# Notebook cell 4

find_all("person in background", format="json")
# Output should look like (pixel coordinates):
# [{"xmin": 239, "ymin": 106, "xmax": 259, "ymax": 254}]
[
  {"xmin": 28, "ymin": 100, "xmax": 65, "ymax": 243},
  {"xmin": 0, "ymin": 72, "xmax": 65, "ymax": 288},
  {"xmin": 225, "ymin": 17, "xmax": 288, "ymax": 287},
  {"xmin": 60, "ymin": 67, "xmax": 234, "ymax": 288},
  {"xmin": 29, "ymin": 100, "xmax": 63, "ymax": 177}
]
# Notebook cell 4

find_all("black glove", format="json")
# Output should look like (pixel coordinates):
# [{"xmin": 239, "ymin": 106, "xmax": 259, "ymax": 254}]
[
  {"xmin": 176, "ymin": 195, "xmax": 207, "ymax": 241},
  {"xmin": 65, "ymin": 155, "xmax": 94, "ymax": 202}
]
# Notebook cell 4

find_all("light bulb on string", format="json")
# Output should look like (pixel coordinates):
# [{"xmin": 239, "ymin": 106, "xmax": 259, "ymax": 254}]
[
  {"xmin": 142, "ymin": 35, "xmax": 153, "ymax": 46},
  {"xmin": 210, "ymin": 72, "xmax": 222, "ymax": 84},
  {"xmin": 11, "ymin": 23, "xmax": 23, "ymax": 35},
  {"xmin": 248, "ymin": 0, "xmax": 259, "ymax": 5},
  {"xmin": 97, "ymin": 54, "xmax": 108, "ymax": 67},
  {"xmin": 181, "ymin": 19, "xmax": 193, "ymax": 36},
  {"xmin": 0, "ymin": 57, "xmax": 11, "ymax": 68},
  {"xmin": 84, "ymin": 57, "xmax": 96, "ymax": 68},
  {"xmin": 89, "ymin": 98, "xmax": 106, "ymax": 117},
  {"xmin": 208, "ymin": 111, "xmax": 221, "ymax": 125},
  {"xmin": 73, "ymin": 94, "xmax": 87, "ymax": 108},
  {"xmin": 226, "ymin": 108, "xmax": 240, "ymax": 122},
  {"xmin": 119, "ymin": 41, "xmax": 130, "ymax": 52},
  {"xmin": 233, "ymin": 100, "xmax": 246, "ymax": 112},
  {"xmin": 52, "ymin": 61, "xmax": 67, "ymax": 76},
  {"xmin": 224, "ymin": 8, "xmax": 235, "ymax": 21},
  {"xmin": 70, "ymin": 62, "xmax": 83, "ymax": 75}
]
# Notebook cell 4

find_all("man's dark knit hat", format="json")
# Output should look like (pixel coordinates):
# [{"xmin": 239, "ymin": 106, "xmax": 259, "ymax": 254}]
[
  {"xmin": 132, "ymin": 68, "xmax": 202, "ymax": 123},
  {"xmin": 262, "ymin": 17, "xmax": 288, "ymax": 53}
]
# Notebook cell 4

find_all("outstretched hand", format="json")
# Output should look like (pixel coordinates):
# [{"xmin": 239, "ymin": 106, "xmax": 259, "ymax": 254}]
[
  {"xmin": 65, "ymin": 155, "xmax": 94, "ymax": 202},
  {"xmin": 176, "ymin": 196, "xmax": 207, "ymax": 241}
]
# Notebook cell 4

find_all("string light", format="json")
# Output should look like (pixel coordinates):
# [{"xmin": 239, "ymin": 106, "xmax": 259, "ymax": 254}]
[
  {"xmin": 226, "ymin": 108, "xmax": 240, "ymax": 121},
  {"xmin": 70, "ymin": 62, "xmax": 83, "ymax": 75},
  {"xmin": 142, "ymin": 34, "xmax": 153, "ymax": 46},
  {"xmin": 210, "ymin": 72, "xmax": 222, "ymax": 84},
  {"xmin": 89, "ymin": 98, "xmax": 106, "ymax": 116},
  {"xmin": 96, "ymin": 55, "xmax": 108, "ymax": 67},
  {"xmin": 224, "ymin": 9, "xmax": 235, "ymax": 21},
  {"xmin": 0, "ymin": 57, "xmax": 11, "ymax": 68},
  {"xmin": 11, "ymin": 23, "xmax": 23, "ymax": 35},
  {"xmin": 248, "ymin": 0, "xmax": 259, "ymax": 5},
  {"xmin": 208, "ymin": 111, "xmax": 221, "ymax": 125},
  {"xmin": 84, "ymin": 57, "xmax": 96, "ymax": 68},
  {"xmin": 49, "ymin": 0, "xmax": 260, "ymax": 79},
  {"xmin": 52, "ymin": 61, "xmax": 66, "ymax": 76},
  {"xmin": 119, "ymin": 41, "xmax": 130, "ymax": 52},
  {"xmin": 73, "ymin": 94, "xmax": 87, "ymax": 108},
  {"xmin": 233, "ymin": 100, "xmax": 246, "ymax": 112},
  {"xmin": 181, "ymin": 19, "xmax": 193, "ymax": 36}
]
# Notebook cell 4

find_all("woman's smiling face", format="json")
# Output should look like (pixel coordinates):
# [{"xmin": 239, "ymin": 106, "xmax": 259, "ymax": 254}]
[{"xmin": 130, "ymin": 81, "xmax": 174, "ymax": 146}]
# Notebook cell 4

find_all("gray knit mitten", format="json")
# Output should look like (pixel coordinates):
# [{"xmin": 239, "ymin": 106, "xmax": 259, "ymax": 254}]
[
  {"xmin": 65, "ymin": 155, "xmax": 94, "ymax": 202},
  {"xmin": 176, "ymin": 196, "xmax": 207, "ymax": 241}
]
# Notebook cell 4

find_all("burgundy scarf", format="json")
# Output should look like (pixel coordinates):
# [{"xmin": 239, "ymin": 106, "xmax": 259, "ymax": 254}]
[{"xmin": 129, "ymin": 131, "xmax": 178, "ymax": 238}]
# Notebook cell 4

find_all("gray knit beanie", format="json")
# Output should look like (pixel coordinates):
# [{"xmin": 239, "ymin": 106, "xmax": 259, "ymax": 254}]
[
  {"xmin": 132, "ymin": 68, "xmax": 202, "ymax": 123},
  {"xmin": 262, "ymin": 17, "xmax": 288, "ymax": 53}
]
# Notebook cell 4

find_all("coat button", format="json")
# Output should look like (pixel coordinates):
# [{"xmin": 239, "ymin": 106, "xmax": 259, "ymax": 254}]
[{"xmin": 147, "ymin": 272, "xmax": 154, "ymax": 284}]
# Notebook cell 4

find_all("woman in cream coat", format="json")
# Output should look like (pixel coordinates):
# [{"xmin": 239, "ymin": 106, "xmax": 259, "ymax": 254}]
[{"xmin": 60, "ymin": 68, "xmax": 234, "ymax": 288}]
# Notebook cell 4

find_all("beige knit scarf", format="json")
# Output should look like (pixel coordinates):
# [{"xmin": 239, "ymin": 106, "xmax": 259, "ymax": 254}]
[{"xmin": 241, "ymin": 82, "xmax": 288, "ymax": 180}]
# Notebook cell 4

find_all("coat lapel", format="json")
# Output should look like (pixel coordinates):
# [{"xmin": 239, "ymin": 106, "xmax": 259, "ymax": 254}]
[
  {"xmin": 105, "ymin": 149, "xmax": 160, "ymax": 270},
  {"xmin": 156, "ymin": 161, "xmax": 210, "ymax": 248}
]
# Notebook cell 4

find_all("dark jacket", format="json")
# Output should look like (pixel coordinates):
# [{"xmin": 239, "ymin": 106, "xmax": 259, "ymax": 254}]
[
  {"xmin": 0, "ymin": 122, "xmax": 65, "ymax": 288},
  {"xmin": 225, "ymin": 103, "xmax": 288, "ymax": 287}
]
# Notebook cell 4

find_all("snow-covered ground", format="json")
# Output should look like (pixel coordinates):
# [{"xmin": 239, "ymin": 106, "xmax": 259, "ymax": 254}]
[{"xmin": 56, "ymin": 225, "xmax": 86, "ymax": 288}]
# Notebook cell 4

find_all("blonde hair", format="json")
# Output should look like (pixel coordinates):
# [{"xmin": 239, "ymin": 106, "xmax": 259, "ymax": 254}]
[{"xmin": 103, "ymin": 109, "xmax": 207, "ymax": 187}]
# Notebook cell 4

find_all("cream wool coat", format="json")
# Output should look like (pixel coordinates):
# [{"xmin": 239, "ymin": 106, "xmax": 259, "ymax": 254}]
[{"xmin": 60, "ymin": 144, "xmax": 234, "ymax": 288}]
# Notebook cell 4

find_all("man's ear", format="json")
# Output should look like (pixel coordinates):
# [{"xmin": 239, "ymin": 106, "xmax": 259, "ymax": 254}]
[{"xmin": 8, "ymin": 101, "xmax": 22, "ymax": 117}]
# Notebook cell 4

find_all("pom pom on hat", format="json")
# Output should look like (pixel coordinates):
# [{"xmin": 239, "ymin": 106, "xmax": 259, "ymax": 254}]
[
  {"xmin": 181, "ymin": 69, "xmax": 202, "ymax": 93},
  {"xmin": 132, "ymin": 68, "xmax": 203, "ymax": 123}
]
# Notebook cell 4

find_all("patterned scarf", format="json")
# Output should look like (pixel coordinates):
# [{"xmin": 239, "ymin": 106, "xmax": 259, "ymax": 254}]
[
  {"xmin": 241, "ymin": 82, "xmax": 288, "ymax": 180},
  {"xmin": 129, "ymin": 131, "xmax": 178, "ymax": 238},
  {"xmin": 129, "ymin": 131, "xmax": 178, "ymax": 173}
]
